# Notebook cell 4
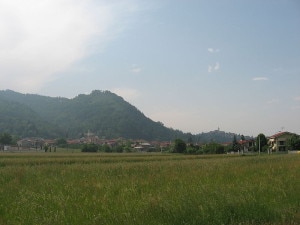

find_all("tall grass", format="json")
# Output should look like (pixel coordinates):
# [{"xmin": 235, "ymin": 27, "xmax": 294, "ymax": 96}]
[{"xmin": 0, "ymin": 153, "xmax": 299, "ymax": 224}]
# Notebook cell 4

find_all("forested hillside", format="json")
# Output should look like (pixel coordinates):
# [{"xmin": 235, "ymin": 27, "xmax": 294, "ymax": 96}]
[
  {"xmin": 0, "ymin": 90, "xmax": 185, "ymax": 140},
  {"xmin": 0, "ymin": 97, "xmax": 63, "ymax": 138},
  {"xmin": 0, "ymin": 90, "xmax": 249, "ymax": 142}
]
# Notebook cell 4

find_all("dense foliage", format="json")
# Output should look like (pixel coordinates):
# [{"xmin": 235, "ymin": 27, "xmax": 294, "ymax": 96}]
[
  {"xmin": 289, "ymin": 134, "xmax": 300, "ymax": 150},
  {"xmin": 172, "ymin": 138, "xmax": 187, "ymax": 153},
  {"xmin": 82, "ymin": 143, "xmax": 99, "ymax": 152},
  {"xmin": 0, "ymin": 97, "xmax": 63, "ymax": 138},
  {"xmin": 0, "ymin": 133, "xmax": 12, "ymax": 145},
  {"xmin": 256, "ymin": 133, "xmax": 268, "ymax": 152}
]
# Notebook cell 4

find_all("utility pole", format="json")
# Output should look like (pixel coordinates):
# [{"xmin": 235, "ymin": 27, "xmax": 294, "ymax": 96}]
[{"xmin": 258, "ymin": 135, "xmax": 261, "ymax": 155}]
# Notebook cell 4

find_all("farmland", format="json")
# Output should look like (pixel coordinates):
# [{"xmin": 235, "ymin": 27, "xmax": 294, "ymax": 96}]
[{"xmin": 0, "ymin": 153, "xmax": 299, "ymax": 225}]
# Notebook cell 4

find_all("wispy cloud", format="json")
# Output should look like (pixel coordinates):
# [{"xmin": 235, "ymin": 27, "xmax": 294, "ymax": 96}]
[
  {"xmin": 208, "ymin": 48, "xmax": 220, "ymax": 53},
  {"xmin": 208, "ymin": 62, "xmax": 220, "ymax": 73},
  {"xmin": 252, "ymin": 77, "xmax": 269, "ymax": 81},
  {"xmin": 0, "ymin": 0, "xmax": 141, "ymax": 93},
  {"xmin": 130, "ymin": 64, "xmax": 142, "ymax": 73}
]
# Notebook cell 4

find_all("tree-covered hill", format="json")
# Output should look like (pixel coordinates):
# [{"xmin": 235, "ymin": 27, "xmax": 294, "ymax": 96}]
[
  {"xmin": 0, "ymin": 90, "xmax": 185, "ymax": 140},
  {"xmin": 195, "ymin": 130, "xmax": 249, "ymax": 144},
  {"xmin": 0, "ymin": 97, "xmax": 63, "ymax": 138},
  {"xmin": 0, "ymin": 89, "xmax": 249, "ymax": 142}
]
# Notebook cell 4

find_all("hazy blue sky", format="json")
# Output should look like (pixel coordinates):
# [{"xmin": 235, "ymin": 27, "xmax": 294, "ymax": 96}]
[{"xmin": 1, "ymin": 0, "xmax": 299, "ymax": 136}]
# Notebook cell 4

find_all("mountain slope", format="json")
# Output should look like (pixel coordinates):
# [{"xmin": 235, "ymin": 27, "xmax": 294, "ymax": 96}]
[
  {"xmin": 0, "ymin": 96, "xmax": 63, "ymax": 138},
  {"xmin": 0, "ymin": 90, "xmax": 185, "ymax": 140}
]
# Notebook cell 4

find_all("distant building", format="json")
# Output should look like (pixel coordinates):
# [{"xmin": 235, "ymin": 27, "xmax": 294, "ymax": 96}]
[
  {"xmin": 17, "ymin": 138, "xmax": 45, "ymax": 149},
  {"xmin": 85, "ymin": 130, "xmax": 101, "ymax": 144},
  {"xmin": 238, "ymin": 139, "xmax": 255, "ymax": 153},
  {"xmin": 133, "ymin": 141, "xmax": 154, "ymax": 152},
  {"xmin": 268, "ymin": 132, "xmax": 294, "ymax": 152}
]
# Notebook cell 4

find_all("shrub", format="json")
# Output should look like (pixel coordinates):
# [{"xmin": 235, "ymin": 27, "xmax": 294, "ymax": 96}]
[
  {"xmin": 172, "ymin": 139, "xmax": 187, "ymax": 153},
  {"xmin": 81, "ymin": 143, "xmax": 98, "ymax": 152}
]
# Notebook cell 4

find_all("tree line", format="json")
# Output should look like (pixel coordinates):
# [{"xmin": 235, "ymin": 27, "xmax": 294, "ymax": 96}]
[
  {"xmin": 1, "ymin": 131, "xmax": 300, "ymax": 153},
  {"xmin": 170, "ymin": 133, "xmax": 300, "ymax": 154}
]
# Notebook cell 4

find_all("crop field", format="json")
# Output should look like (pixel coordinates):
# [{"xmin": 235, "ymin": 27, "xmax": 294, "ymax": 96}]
[{"xmin": 0, "ymin": 153, "xmax": 299, "ymax": 225}]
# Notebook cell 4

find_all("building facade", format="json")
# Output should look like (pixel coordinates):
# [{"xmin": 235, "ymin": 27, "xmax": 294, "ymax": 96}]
[{"xmin": 268, "ymin": 132, "xmax": 294, "ymax": 152}]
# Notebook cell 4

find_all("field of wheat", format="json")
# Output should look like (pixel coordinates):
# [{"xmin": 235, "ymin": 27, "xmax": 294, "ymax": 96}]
[{"xmin": 0, "ymin": 153, "xmax": 299, "ymax": 225}]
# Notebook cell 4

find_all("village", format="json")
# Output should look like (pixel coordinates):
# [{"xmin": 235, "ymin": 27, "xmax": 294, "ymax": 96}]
[{"xmin": 2, "ymin": 130, "xmax": 299, "ymax": 154}]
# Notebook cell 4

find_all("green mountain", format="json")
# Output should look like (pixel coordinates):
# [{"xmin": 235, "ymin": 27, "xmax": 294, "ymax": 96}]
[
  {"xmin": 0, "ymin": 89, "xmax": 249, "ymax": 142},
  {"xmin": 0, "ymin": 96, "xmax": 64, "ymax": 138},
  {"xmin": 0, "ymin": 90, "xmax": 185, "ymax": 140}
]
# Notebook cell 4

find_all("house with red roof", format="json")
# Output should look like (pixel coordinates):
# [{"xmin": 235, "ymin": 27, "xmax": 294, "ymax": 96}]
[
  {"xmin": 238, "ymin": 139, "xmax": 255, "ymax": 153},
  {"xmin": 268, "ymin": 132, "xmax": 294, "ymax": 152}
]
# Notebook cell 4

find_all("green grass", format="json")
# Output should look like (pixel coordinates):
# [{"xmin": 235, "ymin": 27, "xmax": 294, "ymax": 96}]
[{"xmin": 0, "ymin": 153, "xmax": 299, "ymax": 225}]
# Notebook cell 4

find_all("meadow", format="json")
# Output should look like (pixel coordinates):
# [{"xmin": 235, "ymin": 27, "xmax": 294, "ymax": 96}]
[{"xmin": 0, "ymin": 152, "xmax": 299, "ymax": 225}]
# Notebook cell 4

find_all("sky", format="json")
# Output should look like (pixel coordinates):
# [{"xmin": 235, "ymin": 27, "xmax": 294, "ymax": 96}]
[{"xmin": 0, "ymin": 0, "xmax": 300, "ymax": 137}]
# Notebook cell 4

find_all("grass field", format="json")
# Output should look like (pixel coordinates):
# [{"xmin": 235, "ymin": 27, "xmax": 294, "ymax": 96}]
[{"xmin": 0, "ymin": 152, "xmax": 299, "ymax": 225}]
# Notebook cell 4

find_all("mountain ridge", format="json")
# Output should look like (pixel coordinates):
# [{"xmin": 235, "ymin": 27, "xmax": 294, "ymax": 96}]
[{"xmin": 0, "ymin": 89, "xmax": 250, "ymax": 142}]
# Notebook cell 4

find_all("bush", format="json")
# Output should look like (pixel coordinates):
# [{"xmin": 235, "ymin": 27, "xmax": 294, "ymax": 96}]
[
  {"xmin": 0, "ymin": 133, "xmax": 12, "ymax": 145},
  {"xmin": 55, "ymin": 138, "xmax": 68, "ymax": 148},
  {"xmin": 172, "ymin": 139, "xmax": 187, "ymax": 153},
  {"xmin": 112, "ymin": 145, "xmax": 123, "ymax": 153},
  {"xmin": 186, "ymin": 146, "xmax": 197, "ymax": 154},
  {"xmin": 215, "ymin": 146, "xmax": 225, "ymax": 154},
  {"xmin": 81, "ymin": 143, "xmax": 98, "ymax": 152},
  {"xmin": 101, "ymin": 144, "xmax": 112, "ymax": 153}
]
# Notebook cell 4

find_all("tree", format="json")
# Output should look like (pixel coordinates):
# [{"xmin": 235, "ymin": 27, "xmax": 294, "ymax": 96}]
[
  {"xmin": 56, "ymin": 138, "xmax": 67, "ymax": 146},
  {"xmin": 82, "ymin": 143, "xmax": 98, "ymax": 152},
  {"xmin": 0, "ymin": 133, "xmax": 12, "ymax": 145},
  {"xmin": 256, "ymin": 133, "xmax": 268, "ymax": 152},
  {"xmin": 187, "ymin": 133, "xmax": 193, "ymax": 144},
  {"xmin": 289, "ymin": 134, "xmax": 300, "ymax": 150},
  {"xmin": 172, "ymin": 139, "xmax": 187, "ymax": 153},
  {"xmin": 215, "ymin": 145, "xmax": 225, "ymax": 154},
  {"xmin": 186, "ymin": 145, "xmax": 197, "ymax": 154},
  {"xmin": 112, "ymin": 145, "xmax": 123, "ymax": 153},
  {"xmin": 232, "ymin": 135, "xmax": 240, "ymax": 152},
  {"xmin": 101, "ymin": 144, "xmax": 112, "ymax": 153},
  {"xmin": 202, "ymin": 142, "xmax": 225, "ymax": 154}
]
